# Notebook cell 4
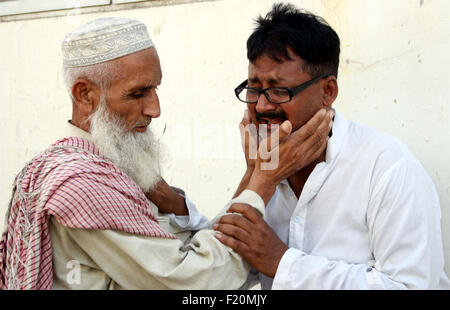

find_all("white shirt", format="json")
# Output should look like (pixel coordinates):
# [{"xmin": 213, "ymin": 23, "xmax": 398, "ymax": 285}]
[{"xmin": 253, "ymin": 111, "xmax": 450, "ymax": 290}]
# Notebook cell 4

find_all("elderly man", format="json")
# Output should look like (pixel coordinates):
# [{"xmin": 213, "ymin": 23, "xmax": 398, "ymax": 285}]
[
  {"xmin": 0, "ymin": 17, "xmax": 332, "ymax": 289},
  {"xmin": 214, "ymin": 3, "xmax": 450, "ymax": 289}
]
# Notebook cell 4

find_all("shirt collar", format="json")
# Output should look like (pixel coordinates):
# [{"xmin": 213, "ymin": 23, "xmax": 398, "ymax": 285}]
[
  {"xmin": 65, "ymin": 120, "xmax": 92, "ymax": 142},
  {"xmin": 325, "ymin": 109, "xmax": 349, "ymax": 164}
]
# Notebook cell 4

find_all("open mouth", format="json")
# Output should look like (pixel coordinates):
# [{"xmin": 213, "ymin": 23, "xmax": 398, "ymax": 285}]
[{"xmin": 258, "ymin": 117, "xmax": 286, "ymax": 129}]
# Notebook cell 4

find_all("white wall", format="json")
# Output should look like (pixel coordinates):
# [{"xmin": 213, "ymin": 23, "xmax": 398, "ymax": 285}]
[{"xmin": 1, "ymin": 0, "xmax": 449, "ymax": 275}]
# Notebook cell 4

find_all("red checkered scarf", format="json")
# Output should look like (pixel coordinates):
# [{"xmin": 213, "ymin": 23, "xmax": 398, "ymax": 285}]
[{"xmin": 0, "ymin": 137, "xmax": 175, "ymax": 290}]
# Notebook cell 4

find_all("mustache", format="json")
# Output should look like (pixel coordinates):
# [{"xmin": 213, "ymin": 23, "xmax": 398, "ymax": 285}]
[
  {"xmin": 132, "ymin": 118, "xmax": 152, "ymax": 129},
  {"xmin": 255, "ymin": 111, "xmax": 287, "ymax": 120}
]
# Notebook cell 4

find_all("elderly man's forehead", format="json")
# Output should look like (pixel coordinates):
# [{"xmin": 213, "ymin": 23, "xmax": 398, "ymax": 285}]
[
  {"xmin": 116, "ymin": 48, "xmax": 161, "ymax": 72},
  {"xmin": 111, "ymin": 52, "xmax": 162, "ymax": 91}
]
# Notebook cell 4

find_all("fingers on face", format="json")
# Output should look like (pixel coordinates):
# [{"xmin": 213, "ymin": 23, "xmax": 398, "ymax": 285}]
[
  {"xmin": 268, "ymin": 119, "xmax": 292, "ymax": 145},
  {"xmin": 299, "ymin": 110, "xmax": 332, "ymax": 162},
  {"xmin": 240, "ymin": 109, "xmax": 251, "ymax": 126},
  {"xmin": 244, "ymin": 109, "xmax": 251, "ymax": 123},
  {"xmin": 240, "ymin": 110, "xmax": 258, "ymax": 153},
  {"xmin": 293, "ymin": 108, "xmax": 332, "ymax": 146},
  {"xmin": 280, "ymin": 120, "xmax": 292, "ymax": 136},
  {"xmin": 259, "ymin": 120, "xmax": 292, "ymax": 156},
  {"xmin": 292, "ymin": 108, "xmax": 328, "ymax": 141},
  {"xmin": 312, "ymin": 110, "xmax": 333, "ymax": 147},
  {"xmin": 239, "ymin": 110, "xmax": 250, "ymax": 137}
]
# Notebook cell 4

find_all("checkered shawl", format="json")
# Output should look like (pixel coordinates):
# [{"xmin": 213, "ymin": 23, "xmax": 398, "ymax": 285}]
[{"xmin": 0, "ymin": 137, "xmax": 175, "ymax": 290}]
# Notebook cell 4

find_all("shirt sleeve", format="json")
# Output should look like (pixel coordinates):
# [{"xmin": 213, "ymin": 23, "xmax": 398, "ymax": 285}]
[
  {"xmin": 53, "ymin": 219, "xmax": 250, "ymax": 289},
  {"xmin": 50, "ymin": 189, "xmax": 266, "ymax": 290},
  {"xmin": 272, "ymin": 158, "xmax": 448, "ymax": 289},
  {"xmin": 209, "ymin": 189, "xmax": 266, "ymax": 228},
  {"xmin": 165, "ymin": 186, "xmax": 209, "ymax": 231}
]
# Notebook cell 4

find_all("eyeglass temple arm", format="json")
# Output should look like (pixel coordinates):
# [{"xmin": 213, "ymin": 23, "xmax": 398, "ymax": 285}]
[
  {"xmin": 291, "ymin": 74, "xmax": 330, "ymax": 96},
  {"xmin": 238, "ymin": 79, "xmax": 248, "ymax": 88},
  {"xmin": 235, "ymin": 79, "xmax": 249, "ymax": 95}
]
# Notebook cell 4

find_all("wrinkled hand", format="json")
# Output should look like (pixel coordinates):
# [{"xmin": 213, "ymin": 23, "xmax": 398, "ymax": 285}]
[
  {"xmin": 146, "ymin": 178, "xmax": 188, "ymax": 215},
  {"xmin": 247, "ymin": 108, "xmax": 334, "ymax": 203},
  {"xmin": 214, "ymin": 203, "xmax": 288, "ymax": 278}
]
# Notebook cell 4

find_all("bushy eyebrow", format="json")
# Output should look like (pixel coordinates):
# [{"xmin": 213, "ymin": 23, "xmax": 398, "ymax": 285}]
[
  {"xmin": 127, "ymin": 85, "xmax": 152, "ymax": 93},
  {"xmin": 120, "ymin": 83, "xmax": 156, "ymax": 99},
  {"xmin": 248, "ymin": 76, "xmax": 286, "ymax": 86},
  {"xmin": 127, "ymin": 81, "xmax": 159, "ymax": 92},
  {"xmin": 248, "ymin": 77, "xmax": 260, "ymax": 84},
  {"xmin": 125, "ymin": 78, "xmax": 162, "ymax": 94}
]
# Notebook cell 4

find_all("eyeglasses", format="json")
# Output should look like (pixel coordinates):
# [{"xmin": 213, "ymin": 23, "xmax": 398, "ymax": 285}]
[{"xmin": 234, "ymin": 74, "xmax": 329, "ymax": 104}]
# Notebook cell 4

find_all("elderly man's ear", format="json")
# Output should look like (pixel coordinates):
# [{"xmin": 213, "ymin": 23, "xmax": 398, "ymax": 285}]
[{"xmin": 72, "ymin": 78, "xmax": 102, "ymax": 116}]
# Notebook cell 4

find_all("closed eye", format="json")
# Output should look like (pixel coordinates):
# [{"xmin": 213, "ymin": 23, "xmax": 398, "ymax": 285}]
[
  {"xmin": 129, "ymin": 86, "xmax": 158, "ymax": 99},
  {"xmin": 130, "ymin": 92, "xmax": 144, "ymax": 99}
]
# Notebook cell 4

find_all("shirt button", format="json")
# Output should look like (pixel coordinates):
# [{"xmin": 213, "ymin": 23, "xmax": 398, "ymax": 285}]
[{"xmin": 294, "ymin": 216, "xmax": 300, "ymax": 222}]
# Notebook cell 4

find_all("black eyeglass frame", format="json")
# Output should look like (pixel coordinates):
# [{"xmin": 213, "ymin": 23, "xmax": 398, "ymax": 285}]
[{"xmin": 234, "ymin": 74, "xmax": 330, "ymax": 104}]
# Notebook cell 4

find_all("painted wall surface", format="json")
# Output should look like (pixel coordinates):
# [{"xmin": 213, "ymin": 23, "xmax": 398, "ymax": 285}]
[{"xmin": 1, "ymin": 0, "xmax": 449, "ymax": 276}]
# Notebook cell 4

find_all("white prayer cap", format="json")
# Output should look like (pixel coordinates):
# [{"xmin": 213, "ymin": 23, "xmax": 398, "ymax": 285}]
[{"xmin": 62, "ymin": 17, "xmax": 154, "ymax": 68}]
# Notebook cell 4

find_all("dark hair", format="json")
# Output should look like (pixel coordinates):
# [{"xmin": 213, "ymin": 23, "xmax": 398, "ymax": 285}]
[{"xmin": 247, "ymin": 3, "xmax": 340, "ymax": 77}]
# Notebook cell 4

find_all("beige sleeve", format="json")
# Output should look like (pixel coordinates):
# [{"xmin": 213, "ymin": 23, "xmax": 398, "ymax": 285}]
[
  {"xmin": 209, "ymin": 189, "xmax": 266, "ymax": 228},
  {"xmin": 51, "ymin": 218, "xmax": 250, "ymax": 289}
]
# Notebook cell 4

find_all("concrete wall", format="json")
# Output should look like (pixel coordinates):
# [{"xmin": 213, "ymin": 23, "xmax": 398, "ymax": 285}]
[{"xmin": 1, "ymin": 0, "xmax": 449, "ymax": 275}]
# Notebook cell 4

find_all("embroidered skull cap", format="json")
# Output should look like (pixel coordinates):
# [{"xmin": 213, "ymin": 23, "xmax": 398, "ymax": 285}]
[{"xmin": 62, "ymin": 17, "xmax": 154, "ymax": 67}]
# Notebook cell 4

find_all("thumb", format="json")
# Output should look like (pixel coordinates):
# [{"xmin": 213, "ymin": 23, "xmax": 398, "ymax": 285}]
[
  {"xmin": 278, "ymin": 120, "xmax": 292, "ymax": 142},
  {"xmin": 240, "ymin": 109, "xmax": 251, "ymax": 127},
  {"xmin": 263, "ymin": 120, "xmax": 292, "ymax": 153}
]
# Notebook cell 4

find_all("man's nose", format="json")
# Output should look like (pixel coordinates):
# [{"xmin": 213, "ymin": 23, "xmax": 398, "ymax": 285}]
[
  {"xmin": 142, "ymin": 91, "xmax": 161, "ymax": 118},
  {"xmin": 255, "ymin": 92, "xmax": 277, "ymax": 114}
]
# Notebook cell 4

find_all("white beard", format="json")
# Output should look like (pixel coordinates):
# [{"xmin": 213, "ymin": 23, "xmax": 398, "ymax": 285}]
[{"xmin": 88, "ymin": 97, "xmax": 161, "ymax": 193}]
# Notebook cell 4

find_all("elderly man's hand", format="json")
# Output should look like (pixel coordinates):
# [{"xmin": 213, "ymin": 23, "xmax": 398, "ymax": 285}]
[
  {"xmin": 146, "ymin": 178, "xmax": 189, "ymax": 215},
  {"xmin": 248, "ymin": 108, "xmax": 334, "ymax": 204},
  {"xmin": 214, "ymin": 203, "xmax": 288, "ymax": 278}
]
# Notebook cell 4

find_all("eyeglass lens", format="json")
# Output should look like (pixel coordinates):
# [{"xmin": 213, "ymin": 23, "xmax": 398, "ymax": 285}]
[{"xmin": 239, "ymin": 88, "xmax": 290, "ymax": 103}]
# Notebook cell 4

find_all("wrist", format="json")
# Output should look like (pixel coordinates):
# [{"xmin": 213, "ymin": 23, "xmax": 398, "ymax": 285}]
[
  {"xmin": 167, "ymin": 188, "xmax": 189, "ymax": 215},
  {"xmin": 246, "ymin": 172, "xmax": 276, "ymax": 205},
  {"xmin": 147, "ymin": 183, "xmax": 189, "ymax": 216},
  {"xmin": 268, "ymin": 244, "xmax": 289, "ymax": 278},
  {"xmin": 174, "ymin": 195, "xmax": 189, "ymax": 215},
  {"xmin": 245, "ymin": 165, "xmax": 255, "ymax": 176}
]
